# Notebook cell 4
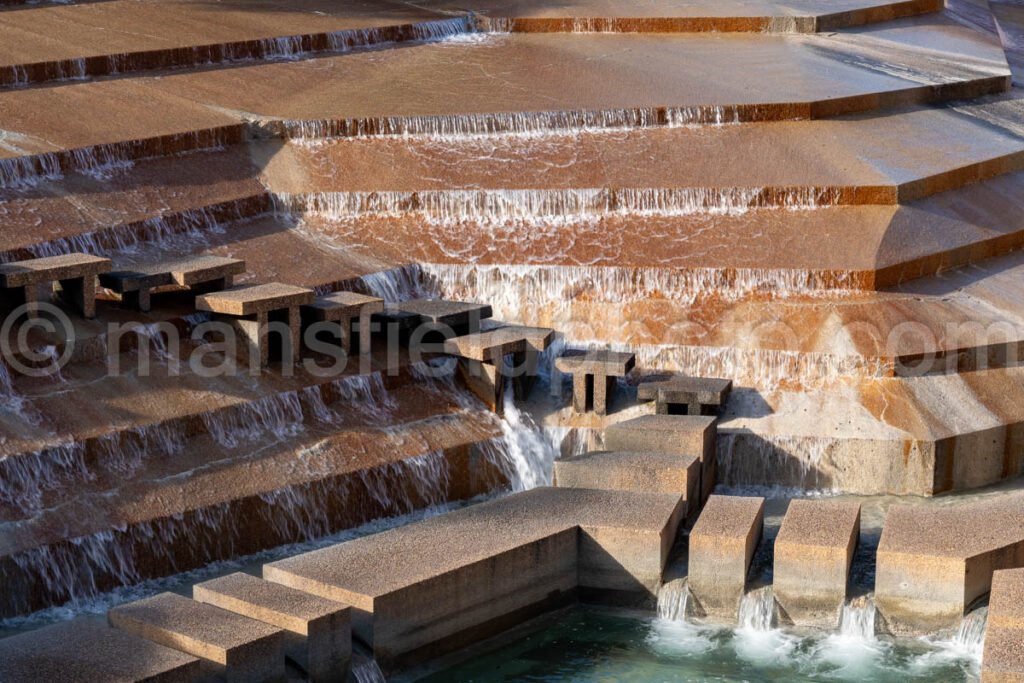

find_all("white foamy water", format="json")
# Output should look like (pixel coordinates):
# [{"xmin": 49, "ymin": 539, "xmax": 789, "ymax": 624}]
[{"xmin": 656, "ymin": 579, "xmax": 692, "ymax": 622}]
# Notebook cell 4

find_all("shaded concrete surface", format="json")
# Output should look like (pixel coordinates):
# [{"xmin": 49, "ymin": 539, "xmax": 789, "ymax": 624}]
[
  {"xmin": 264, "ymin": 487, "xmax": 682, "ymax": 671},
  {"xmin": 983, "ymin": 568, "xmax": 1024, "ymax": 682},
  {"xmin": 0, "ymin": 619, "xmax": 201, "ymax": 682},
  {"xmin": 875, "ymin": 492, "xmax": 1024, "ymax": 634}
]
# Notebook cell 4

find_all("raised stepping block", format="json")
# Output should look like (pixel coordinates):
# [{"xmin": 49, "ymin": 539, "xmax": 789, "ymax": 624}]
[
  {"xmin": 687, "ymin": 494, "xmax": 765, "ymax": 621},
  {"xmin": 638, "ymin": 376, "xmax": 732, "ymax": 416},
  {"xmin": 304, "ymin": 291, "xmax": 384, "ymax": 357},
  {"xmin": 196, "ymin": 282, "xmax": 314, "ymax": 366},
  {"xmin": 0, "ymin": 253, "xmax": 111, "ymax": 318},
  {"xmin": 479, "ymin": 321, "xmax": 556, "ymax": 399},
  {"xmin": 444, "ymin": 327, "xmax": 528, "ymax": 412},
  {"xmin": 983, "ymin": 569, "xmax": 1024, "ymax": 683},
  {"xmin": 604, "ymin": 414, "xmax": 718, "ymax": 505},
  {"xmin": 875, "ymin": 495, "xmax": 1024, "ymax": 635},
  {"xmin": 389, "ymin": 298, "xmax": 493, "ymax": 335},
  {"xmin": 554, "ymin": 450, "xmax": 700, "ymax": 524},
  {"xmin": 100, "ymin": 255, "xmax": 245, "ymax": 312},
  {"xmin": 773, "ymin": 499, "xmax": 861, "ymax": 628},
  {"xmin": 263, "ymin": 487, "xmax": 682, "ymax": 672},
  {"xmin": 108, "ymin": 592, "xmax": 286, "ymax": 683},
  {"xmin": 194, "ymin": 572, "xmax": 351, "ymax": 683},
  {"xmin": 0, "ymin": 619, "xmax": 201, "ymax": 683},
  {"xmin": 554, "ymin": 350, "xmax": 636, "ymax": 415}
]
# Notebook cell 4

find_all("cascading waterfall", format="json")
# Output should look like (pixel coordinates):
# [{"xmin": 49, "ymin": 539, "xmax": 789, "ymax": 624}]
[
  {"xmin": 716, "ymin": 432, "xmax": 839, "ymax": 493},
  {"xmin": 952, "ymin": 607, "xmax": 988, "ymax": 657},
  {"xmin": 738, "ymin": 587, "xmax": 777, "ymax": 632},
  {"xmin": 656, "ymin": 579, "xmax": 693, "ymax": 621},
  {"xmin": 839, "ymin": 595, "xmax": 878, "ymax": 640},
  {"xmin": 275, "ymin": 186, "xmax": 844, "ymax": 223}
]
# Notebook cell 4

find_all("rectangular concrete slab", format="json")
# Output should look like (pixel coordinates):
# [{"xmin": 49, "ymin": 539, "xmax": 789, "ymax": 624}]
[
  {"xmin": 158, "ymin": 255, "xmax": 246, "ymax": 287},
  {"xmin": 982, "ymin": 626, "xmax": 1024, "ymax": 683},
  {"xmin": 637, "ymin": 376, "xmax": 732, "ymax": 415},
  {"xmin": 773, "ymin": 499, "xmax": 861, "ymax": 627},
  {"xmin": 389, "ymin": 298, "xmax": 493, "ymax": 328},
  {"xmin": 108, "ymin": 592, "xmax": 287, "ymax": 683},
  {"xmin": 688, "ymin": 494, "xmax": 765, "ymax": 621},
  {"xmin": 444, "ymin": 328, "xmax": 529, "ymax": 362},
  {"xmin": 194, "ymin": 572, "xmax": 351, "ymax": 683},
  {"xmin": 555, "ymin": 350, "xmax": 636, "ymax": 376},
  {"xmin": 0, "ymin": 252, "xmax": 111, "ymax": 287},
  {"xmin": 875, "ymin": 496, "xmax": 1024, "ymax": 634},
  {"xmin": 196, "ymin": 282, "xmax": 314, "ymax": 316},
  {"xmin": 0, "ymin": 619, "xmax": 201, "ymax": 683},
  {"xmin": 479, "ymin": 322, "xmax": 555, "ymax": 352},
  {"xmin": 306, "ymin": 291, "xmax": 384, "ymax": 320},
  {"xmin": 989, "ymin": 568, "xmax": 1024, "ymax": 631},
  {"xmin": 604, "ymin": 414, "xmax": 718, "ymax": 503}
]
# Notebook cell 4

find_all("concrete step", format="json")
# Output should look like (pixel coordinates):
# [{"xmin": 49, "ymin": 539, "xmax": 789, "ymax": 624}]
[
  {"xmin": 108, "ymin": 591, "xmax": 286, "ymax": 683},
  {"xmin": 263, "ymin": 486, "xmax": 684, "ymax": 671},
  {"xmin": 0, "ymin": 14, "xmax": 1009, "ymax": 168},
  {"xmin": 874, "ymin": 492, "xmax": 1024, "ymax": 634},
  {"xmin": 194, "ymin": 572, "xmax": 351, "ymax": 683},
  {"xmin": 0, "ymin": 619, "xmax": 202, "ymax": 683}
]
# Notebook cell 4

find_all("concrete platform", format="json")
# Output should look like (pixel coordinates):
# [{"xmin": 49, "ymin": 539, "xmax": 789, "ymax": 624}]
[
  {"xmin": 101, "ymin": 255, "xmax": 244, "ymax": 311},
  {"xmin": 0, "ymin": 252, "xmax": 111, "ymax": 318},
  {"xmin": 687, "ymin": 494, "xmax": 765, "ymax": 621},
  {"xmin": 194, "ymin": 572, "xmax": 351, "ymax": 683},
  {"xmin": 773, "ymin": 500, "xmax": 861, "ymax": 628},
  {"xmin": 556, "ymin": 350, "xmax": 635, "ymax": 415},
  {"xmin": 263, "ymin": 487, "xmax": 682, "ymax": 671},
  {"xmin": 0, "ymin": 619, "xmax": 201, "ymax": 683},
  {"xmin": 108, "ymin": 592, "xmax": 286, "ymax": 683},
  {"xmin": 983, "ymin": 569, "xmax": 1024, "ymax": 683},
  {"xmin": 604, "ymin": 415, "xmax": 717, "ymax": 503},
  {"xmin": 389, "ymin": 298, "xmax": 493, "ymax": 334},
  {"xmin": 554, "ymin": 450, "xmax": 700, "ymax": 523},
  {"xmin": 195, "ymin": 282, "xmax": 314, "ymax": 317},
  {"xmin": 304, "ymin": 290, "xmax": 384, "ymax": 356},
  {"xmin": 875, "ymin": 494, "xmax": 1024, "ymax": 634}
]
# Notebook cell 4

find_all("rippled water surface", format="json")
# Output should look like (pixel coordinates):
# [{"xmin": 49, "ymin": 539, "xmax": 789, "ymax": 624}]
[{"xmin": 416, "ymin": 607, "xmax": 978, "ymax": 683}]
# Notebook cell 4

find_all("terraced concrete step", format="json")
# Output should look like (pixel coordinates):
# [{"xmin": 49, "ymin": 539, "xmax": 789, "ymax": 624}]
[
  {"xmin": 108, "ymin": 592, "xmax": 286, "ymax": 683},
  {"xmin": 274, "ymin": 100, "xmax": 1024, "ymax": 207},
  {"xmin": 982, "ymin": 568, "xmax": 1024, "ymax": 682},
  {"xmin": 263, "ymin": 486, "xmax": 683, "ymax": 670},
  {"xmin": 194, "ymin": 572, "xmax": 351, "ymax": 682},
  {"xmin": 0, "ymin": 619, "xmax": 202, "ymax": 683},
  {"xmin": 0, "ymin": 14, "xmax": 1008, "ymax": 165},
  {"xmin": 875, "ymin": 493, "xmax": 1024, "ymax": 634}
]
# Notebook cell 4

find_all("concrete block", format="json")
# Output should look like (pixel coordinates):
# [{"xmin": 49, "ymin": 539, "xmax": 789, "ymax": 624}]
[
  {"xmin": 196, "ymin": 282, "xmax": 313, "ymax": 316},
  {"xmin": 604, "ymin": 415, "xmax": 718, "ymax": 504},
  {"xmin": 688, "ymin": 495, "xmax": 765, "ymax": 621},
  {"xmin": 875, "ymin": 496, "xmax": 1024, "ymax": 634},
  {"xmin": 982, "ymin": 568, "xmax": 1024, "ymax": 683},
  {"xmin": 304, "ymin": 291, "xmax": 384, "ymax": 355},
  {"xmin": 194, "ymin": 572, "xmax": 351, "ymax": 683},
  {"xmin": 0, "ymin": 252, "xmax": 111, "ymax": 318},
  {"xmin": 0, "ymin": 620, "xmax": 200, "ymax": 683},
  {"xmin": 555, "ymin": 350, "xmax": 636, "ymax": 416},
  {"xmin": 638, "ymin": 376, "xmax": 732, "ymax": 415},
  {"xmin": 773, "ymin": 500, "xmax": 861, "ymax": 627},
  {"xmin": 108, "ymin": 592, "xmax": 286, "ymax": 683},
  {"xmin": 389, "ymin": 299, "xmax": 492, "ymax": 332}
]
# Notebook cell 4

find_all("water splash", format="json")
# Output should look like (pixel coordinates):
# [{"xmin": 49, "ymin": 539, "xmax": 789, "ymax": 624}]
[
  {"xmin": 738, "ymin": 586, "xmax": 777, "ymax": 632},
  {"xmin": 951, "ymin": 607, "xmax": 988, "ymax": 658},
  {"xmin": 657, "ymin": 579, "xmax": 693, "ymax": 622},
  {"xmin": 351, "ymin": 652, "xmax": 388, "ymax": 683},
  {"xmin": 717, "ymin": 432, "xmax": 842, "ymax": 492},
  {"xmin": 481, "ymin": 392, "xmax": 559, "ymax": 491},
  {"xmin": 839, "ymin": 596, "xmax": 878, "ymax": 640}
]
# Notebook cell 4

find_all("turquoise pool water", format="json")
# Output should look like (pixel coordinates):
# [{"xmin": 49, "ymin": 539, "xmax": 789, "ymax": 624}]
[{"xmin": 416, "ymin": 607, "xmax": 979, "ymax": 682}]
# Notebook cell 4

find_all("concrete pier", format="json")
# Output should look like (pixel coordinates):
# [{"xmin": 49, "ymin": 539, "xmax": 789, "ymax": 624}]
[
  {"xmin": 637, "ymin": 376, "xmax": 732, "ymax": 416},
  {"xmin": 196, "ymin": 282, "xmax": 314, "ymax": 366},
  {"xmin": 875, "ymin": 496, "xmax": 1024, "ymax": 635},
  {"xmin": 773, "ymin": 500, "xmax": 861, "ymax": 628},
  {"xmin": 983, "ymin": 568, "xmax": 1024, "ymax": 683},
  {"xmin": 390, "ymin": 298, "xmax": 493, "ymax": 335},
  {"xmin": 194, "ymin": 572, "xmax": 351, "ymax": 683},
  {"xmin": 0, "ymin": 253, "xmax": 111, "ymax": 318},
  {"xmin": 108, "ymin": 592, "xmax": 287, "ymax": 683},
  {"xmin": 101, "ymin": 255, "xmax": 244, "ymax": 311},
  {"xmin": 0, "ymin": 620, "xmax": 201, "ymax": 683},
  {"xmin": 263, "ymin": 487, "xmax": 682, "ymax": 671},
  {"xmin": 555, "ymin": 350, "xmax": 635, "ymax": 416},
  {"xmin": 687, "ymin": 495, "xmax": 765, "ymax": 621},
  {"xmin": 604, "ymin": 415, "xmax": 717, "ymax": 504}
]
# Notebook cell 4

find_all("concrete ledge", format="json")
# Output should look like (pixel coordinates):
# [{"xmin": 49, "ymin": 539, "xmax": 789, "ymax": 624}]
[
  {"xmin": 390, "ymin": 299, "xmax": 492, "ymax": 331},
  {"xmin": 108, "ymin": 592, "xmax": 286, "ymax": 683},
  {"xmin": 0, "ymin": 620, "xmax": 201, "ymax": 683},
  {"xmin": 688, "ymin": 494, "xmax": 765, "ymax": 621},
  {"xmin": 263, "ymin": 487, "xmax": 681, "ymax": 671},
  {"xmin": 875, "ymin": 495, "xmax": 1024, "ymax": 635},
  {"xmin": 982, "ymin": 568, "xmax": 1024, "ymax": 683},
  {"xmin": 554, "ymin": 450, "xmax": 699, "ymax": 522},
  {"xmin": 638, "ymin": 376, "xmax": 732, "ymax": 416},
  {"xmin": 195, "ymin": 572, "xmax": 351, "ymax": 683},
  {"xmin": 195, "ymin": 282, "xmax": 314, "ymax": 316},
  {"xmin": 773, "ymin": 500, "xmax": 860, "ymax": 628},
  {"xmin": 604, "ymin": 415, "xmax": 717, "ymax": 504}
]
